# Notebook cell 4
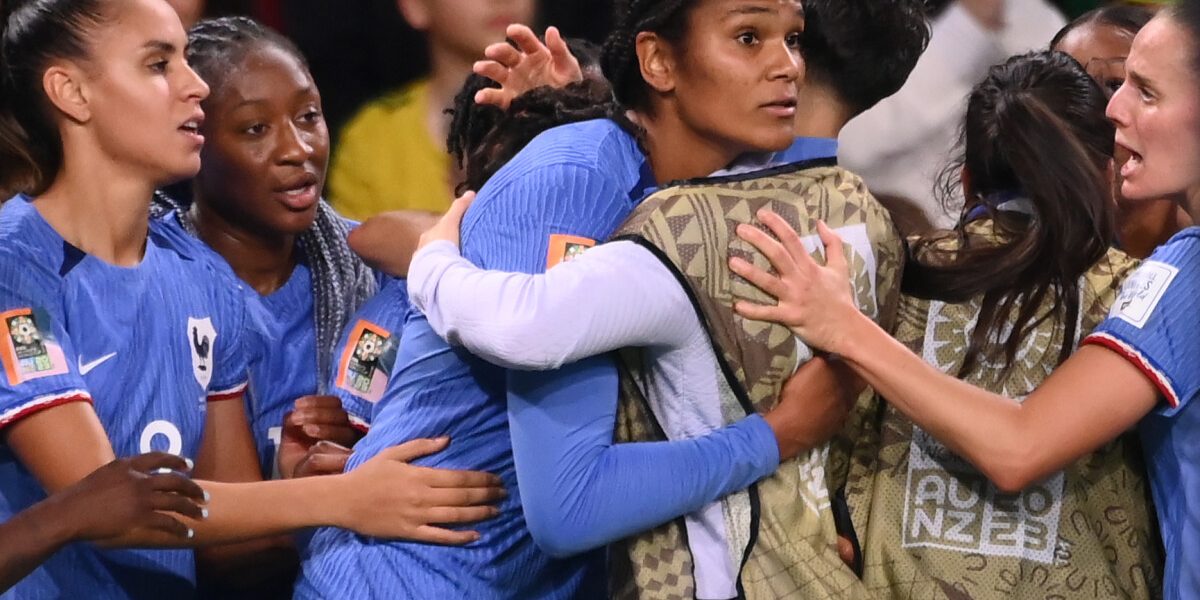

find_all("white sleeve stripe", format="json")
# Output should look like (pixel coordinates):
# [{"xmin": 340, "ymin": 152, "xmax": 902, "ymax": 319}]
[
  {"xmin": 0, "ymin": 389, "xmax": 93, "ymax": 428},
  {"xmin": 1083, "ymin": 332, "xmax": 1181, "ymax": 408},
  {"xmin": 348, "ymin": 414, "xmax": 370, "ymax": 433},
  {"xmin": 206, "ymin": 381, "xmax": 248, "ymax": 401}
]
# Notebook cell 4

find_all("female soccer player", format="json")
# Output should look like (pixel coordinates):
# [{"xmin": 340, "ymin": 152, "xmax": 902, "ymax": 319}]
[
  {"xmin": 296, "ymin": 1, "xmax": 858, "ymax": 598},
  {"xmin": 730, "ymin": 4, "xmax": 1200, "ymax": 598},
  {"xmin": 154, "ymin": 16, "xmax": 376, "ymax": 481},
  {"xmin": 1052, "ymin": 5, "xmax": 1191, "ymax": 258},
  {"xmin": 0, "ymin": 1, "xmax": 502, "ymax": 597}
]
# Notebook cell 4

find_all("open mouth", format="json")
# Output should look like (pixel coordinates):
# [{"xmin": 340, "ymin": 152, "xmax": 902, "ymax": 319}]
[
  {"xmin": 1116, "ymin": 141, "xmax": 1144, "ymax": 177},
  {"xmin": 273, "ymin": 174, "xmax": 320, "ymax": 210},
  {"xmin": 179, "ymin": 115, "xmax": 205, "ymax": 144}
]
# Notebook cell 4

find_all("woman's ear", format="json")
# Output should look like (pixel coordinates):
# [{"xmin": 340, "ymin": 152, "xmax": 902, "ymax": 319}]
[
  {"xmin": 42, "ymin": 62, "xmax": 92, "ymax": 124},
  {"xmin": 636, "ymin": 31, "xmax": 678, "ymax": 97}
]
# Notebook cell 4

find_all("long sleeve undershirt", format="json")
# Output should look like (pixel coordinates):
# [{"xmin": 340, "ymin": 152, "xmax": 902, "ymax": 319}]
[{"xmin": 448, "ymin": 130, "xmax": 782, "ymax": 556}]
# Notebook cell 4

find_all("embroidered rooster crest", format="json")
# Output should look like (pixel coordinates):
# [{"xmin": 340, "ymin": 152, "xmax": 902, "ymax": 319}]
[{"xmin": 187, "ymin": 317, "xmax": 217, "ymax": 390}]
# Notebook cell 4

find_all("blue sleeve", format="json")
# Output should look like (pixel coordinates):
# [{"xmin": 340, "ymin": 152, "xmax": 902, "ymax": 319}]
[
  {"xmin": 1085, "ymin": 232, "xmax": 1200, "ymax": 416},
  {"xmin": 508, "ymin": 356, "xmax": 780, "ymax": 557},
  {"xmin": 462, "ymin": 162, "xmax": 780, "ymax": 556},
  {"xmin": 0, "ymin": 256, "xmax": 91, "ymax": 429},
  {"xmin": 206, "ymin": 271, "xmax": 254, "ymax": 400},
  {"xmin": 329, "ymin": 280, "xmax": 409, "ymax": 428}
]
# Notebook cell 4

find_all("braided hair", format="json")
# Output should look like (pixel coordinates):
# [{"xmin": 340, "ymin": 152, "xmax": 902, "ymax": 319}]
[
  {"xmin": 446, "ymin": 37, "xmax": 618, "ymax": 194},
  {"xmin": 600, "ymin": 0, "xmax": 697, "ymax": 111},
  {"xmin": 160, "ymin": 17, "xmax": 377, "ymax": 392}
]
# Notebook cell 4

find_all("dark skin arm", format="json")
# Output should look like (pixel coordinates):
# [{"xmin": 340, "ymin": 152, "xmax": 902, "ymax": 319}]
[{"xmin": 0, "ymin": 453, "xmax": 206, "ymax": 593}]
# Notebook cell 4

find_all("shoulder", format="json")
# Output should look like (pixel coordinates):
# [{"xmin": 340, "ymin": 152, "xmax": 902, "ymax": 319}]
[
  {"xmin": 486, "ymin": 119, "xmax": 642, "ymax": 185},
  {"xmin": 0, "ymin": 197, "xmax": 73, "ymax": 298},
  {"xmin": 463, "ymin": 120, "xmax": 645, "ymax": 228}
]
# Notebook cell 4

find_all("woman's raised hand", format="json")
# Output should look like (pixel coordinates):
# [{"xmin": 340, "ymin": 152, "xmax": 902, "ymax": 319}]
[{"xmin": 729, "ymin": 210, "xmax": 861, "ymax": 356}]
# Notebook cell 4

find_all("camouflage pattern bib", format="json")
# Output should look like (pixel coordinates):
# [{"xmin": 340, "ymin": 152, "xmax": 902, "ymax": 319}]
[
  {"xmin": 608, "ymin": 162, "xmax": 903, "ymax": 599},
  {"xmin": 844, "ymin": 226, "xmax": 1163, "ymax": 600}
]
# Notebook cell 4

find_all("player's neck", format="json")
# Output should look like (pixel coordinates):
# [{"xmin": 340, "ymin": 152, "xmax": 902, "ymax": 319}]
[
  {"xmin": 636, "ymin": 108, "xmax": 742, "ymax": 185},
  {"xmin": 793, "ymin": 84, "xmax": 850, "ymax": 141},
  {"xmin": 188, "ymin": 200, "xmax": 297, "ymax": 296},
  {"xmin": 34, "ymin": 151, "xmax": 153, "ymax": 268}
]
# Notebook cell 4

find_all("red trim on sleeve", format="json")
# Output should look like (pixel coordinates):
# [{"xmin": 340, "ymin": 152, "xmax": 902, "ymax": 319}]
[
  {"xmin": 206, "ymin": 382, "xmax": 248, "ymax": 403},
  {"xmin": 0, "ymin": 391, "xmax": 93, "ymax": 430},
  {"xmin": 349, "ymin": 414, "xmax": 370, "ymax": 435},
  {"xmin": 1083, "ymin": 333, "xmax": 1180, "ymax": 408}
]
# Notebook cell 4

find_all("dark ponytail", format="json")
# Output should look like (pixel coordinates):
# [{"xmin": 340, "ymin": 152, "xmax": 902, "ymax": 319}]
[
  {"xmin": 600, "ymin": 0, "xmax": 696, "ymax": 111},
  {"xmin": 904, "ymin": 51, "xmax": 1116, "ymax": 376},
  {"xmin": 0, "ymin": 0, "xmax": 109, "ymax": 195}
]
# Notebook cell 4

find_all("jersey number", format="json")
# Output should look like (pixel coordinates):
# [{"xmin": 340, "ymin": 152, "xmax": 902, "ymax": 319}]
[{"xmin": 139, "ymin": 420, "xmax": 183, "ymax": 455}]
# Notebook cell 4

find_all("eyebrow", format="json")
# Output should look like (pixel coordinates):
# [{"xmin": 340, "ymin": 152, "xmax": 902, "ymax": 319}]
[
  {"xmin": 143, "ymin": 40, "xmax": 177, "ymax": 54},
  {"xmin": 1127, "ymin": 69, "xmax": 1154, "ymax": 90},
  {"xmin": 724, "ymin": 3, "xmax": 804, "ymax": 19}
]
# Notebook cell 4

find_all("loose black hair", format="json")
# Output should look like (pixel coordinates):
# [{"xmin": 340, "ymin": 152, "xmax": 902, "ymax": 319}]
[
  {"xmin": 446, "ymin": 37, "xmax": 615, "ymax": 194},
  {"xmin": 905, "ymin": 51, "xmax": 1117, "ymax": 377},
  {"xmin": 0, "ymin": 0, "xmax": 111, "ymax": 194},
  {"xmin": 801, "ymin": 0, "xmax": 930, "ymax": 115},
  {"xmin": 1050, "ymin": 5, "xmax": 1154, "ymax": 50}
]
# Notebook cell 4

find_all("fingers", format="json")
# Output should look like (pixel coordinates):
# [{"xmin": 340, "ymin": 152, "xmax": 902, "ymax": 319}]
[
  {"xmin": 729, "ymin": 255, "xmax": 786, "ymax": 299},
  {"xmin": 377, "ymin": 437, "xmax": 451, "ymax": 463},
  {"xmin": 443, "ymin": 192, "xmax": 476, "ymax": 228},
  {"xmin": 143, "ymin": 512, "xmax": 195, "ymax": 540},
  {"xmin": 415, "ymin": 466, "xmax": 504, "ymax": 490},
  {"xmin": 147, "ymin": 490, "xmax": 207, "ymax": 521},
  {"xmin": 423, "ymin": 484, "xmax": 507, "ymax": 507},
  {"xmin": 735, "ymin": 223, "xmax": 797, "ymax": 278},
  {"xmin": 507, "ymin": 23, "xmax": 547, "ymax": 58},
  {"xmin": 482, "ymin": 42, "xmax": 523, "ymax": 69},
  {"xmin": 146, "ymin": 469, "xmax": 207, "ymax": 501},
  {"xmin": 758, "ymin": 210, "xmax": 810, "ymax": 269},
  {"xmin": 816, "ymin": 221, "xmax": 848, "ymax": 273},
  {"xmin": 422, "ymin": 505, "xmax": 500, "ymax": 526},
  {"xmin": 473, "ymin": 59, "xmax": 510, "ymax": 86},
  {"xmin": 409, "ymin": 525, "xmax": 480, "ymax": 546},
  {"xmin": 732, "ymin": 299, "xmax": 784, "ymax": 324},
  {"xmin": 127, "ymin": 452, "xmax": 192, "ymax": 474},
  {"xmin": 474, "ymin": 87, "xmax": 513, "ymax": 110},
  {"xmin": 294, "ymin": 444, "xmax": 352, "ymax": 477}
]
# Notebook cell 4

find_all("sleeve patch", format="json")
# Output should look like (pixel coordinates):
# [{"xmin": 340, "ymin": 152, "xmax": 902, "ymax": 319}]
[
  {"xmin": 335, "ymin": 320, "xmax": 397, "ymax": 403},
  {"xmin": 1108, "ymin": 260, "xmax": 1179, "ymax": 329},
  {"xmin": 547, "ymin": 234, "xmax": 596, "ymax": 269},
  {"xmin": 0, "ymin": 308, "xmax": 70, "ymax": 386}
]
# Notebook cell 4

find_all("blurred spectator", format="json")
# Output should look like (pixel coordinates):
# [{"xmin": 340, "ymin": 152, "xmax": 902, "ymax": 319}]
[
  {"xmin": 327, "ymin": 0, "xmax": 538, "ymax": 219},
  {"xmin": 839, "ymin": 0, "xmax": 1066, "ymax": 233}
]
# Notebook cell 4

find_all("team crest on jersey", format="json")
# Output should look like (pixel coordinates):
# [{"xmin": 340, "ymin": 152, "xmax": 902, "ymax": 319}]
[
  {"xmin": 0, "ymin": 308, "xmax": 69, "ymax": 386},
  {"xmin": 546, "ymin": 234, "xmax": 595, "ymax": 269},
  {"xmin": 187, "ymin": 317, "xmax": 217, "ymax": 390},
  {"xmin": 1109, "ymin": 260, "xmax": 1178, "ymax": 329},
  {"xmin": 336, "ymin": 320, "xmax": 397, "ymax": 403}
]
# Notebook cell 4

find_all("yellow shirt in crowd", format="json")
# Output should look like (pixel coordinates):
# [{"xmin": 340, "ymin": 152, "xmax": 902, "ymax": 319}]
[{"xmin": 328, "ymin": 79, "xmax": 453, "ymax": 219}]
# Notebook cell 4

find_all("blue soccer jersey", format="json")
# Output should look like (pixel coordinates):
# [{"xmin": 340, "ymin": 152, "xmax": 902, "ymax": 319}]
[
  {"xmin": 1083, "ymin": 227, "xmax": 1200, "ymax": 600},
  {"xmin": 328, "ymin": 276, "xmax": 409, "ymax": 431},
  {"xmin": 295, "ymin": 119, "xmax": 652, "ymax": 599},
  {"xmin": 244, "ymin": 261, "xmax": 318, "ymax": 479},
  {"xmin": 0, "ymin": 196, "xmax": 251, "ymax": 599}
]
